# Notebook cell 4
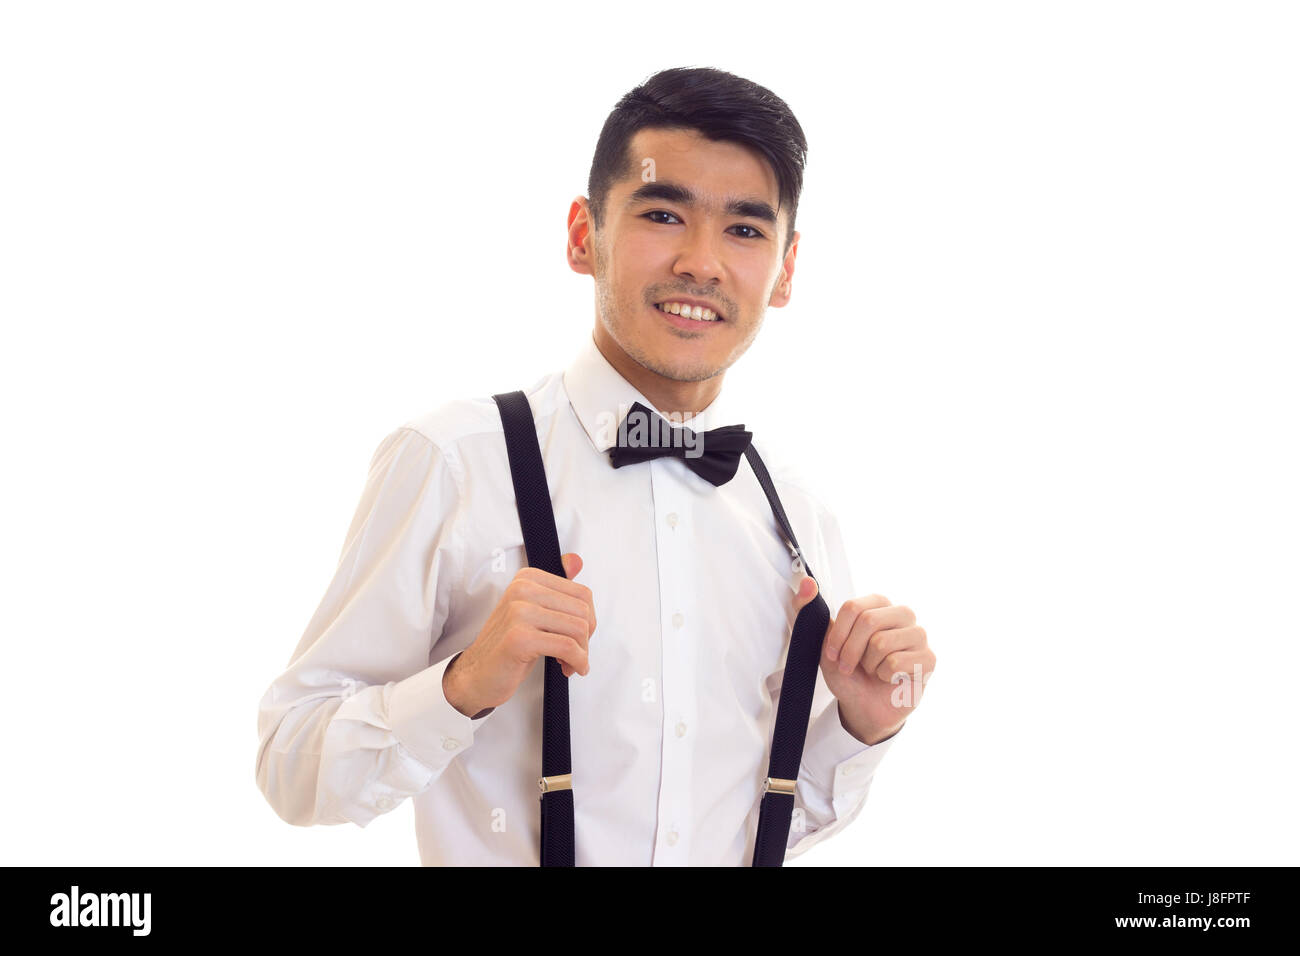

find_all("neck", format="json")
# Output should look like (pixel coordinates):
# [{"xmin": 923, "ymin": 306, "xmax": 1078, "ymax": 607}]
[{"xmin": 592, "ymin": 326, "xmax": 723, "ymax": 421}]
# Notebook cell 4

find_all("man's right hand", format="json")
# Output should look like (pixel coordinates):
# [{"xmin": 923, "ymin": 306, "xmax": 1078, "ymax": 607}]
[{"xmin": 442, "ymin": 553, "xmax": 596, "ymax": 718}]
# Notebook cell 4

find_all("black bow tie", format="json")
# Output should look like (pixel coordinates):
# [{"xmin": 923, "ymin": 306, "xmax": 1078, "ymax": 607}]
[{"xmin": 607, "ymin": 400, "xmax": 753, "ymax": 486}]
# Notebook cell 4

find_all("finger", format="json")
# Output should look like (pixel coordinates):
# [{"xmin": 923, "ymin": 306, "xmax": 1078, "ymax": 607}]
[
  {"xmin": 873, "ymin": 648, "xmax": 935, "ymax": 686},
  {"xmin": 521, "ymin": 603, "xmax": 591, "ymax": 651},
  {"xmin": 521, "ymin": 556, "xmax": 589, "ymax": 596},
  {"xmin": 835, "ymin": 603, "xmax": 912, "ymax": 674},
  {"xmin": 513, "ymin": 578, "xmax": 598, "ymax": 638},
  {"xmin": 824, "ymin": 595, "xmax": 890, "ymax": 662},
  {"xmin": 517, "ymin": 562, "xmax": 597, "ymax": 636},
  {"xmin": 792, "ymin": 575, "xmax": 819, "ymax": 614},
  {"xmin": 861, "ymin": 621, "xmax": 924, "ymax": 676},
  {"xmin": 835, "ymin": 614, "xmax": 876, "ymax": 675},
  {"xmin": 556, "ymin": 554, "xmax": 596, "ymax": 635},
  {"xmin": 561, "ymin": 552, "xmax": 583, "ymax": 579},
  {"xmin": 536, "ymin": 632, "xmax": 588, "ymax": 676}
]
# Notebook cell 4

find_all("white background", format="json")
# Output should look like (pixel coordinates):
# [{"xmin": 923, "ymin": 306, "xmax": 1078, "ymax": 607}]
[{"xmin": 2, "ymin": 1, "xmax": 1296, "ymax": 866}]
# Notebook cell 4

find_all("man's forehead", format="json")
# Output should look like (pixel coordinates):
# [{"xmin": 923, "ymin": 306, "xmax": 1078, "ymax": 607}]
[{"xmin": 634, "ymin": 128, "xmax": 774, "ymax": 185}]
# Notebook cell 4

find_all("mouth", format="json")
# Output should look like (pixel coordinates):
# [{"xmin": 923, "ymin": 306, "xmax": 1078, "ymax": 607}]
[{"xmin": 653, "ymin": 300, "xmax": 726, "ymax": 328}]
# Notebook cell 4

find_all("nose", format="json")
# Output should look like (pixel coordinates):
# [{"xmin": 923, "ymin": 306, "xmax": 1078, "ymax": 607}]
[{"xmin": 671, "ymin": 223, "xmax": 725, "ymax": 286}]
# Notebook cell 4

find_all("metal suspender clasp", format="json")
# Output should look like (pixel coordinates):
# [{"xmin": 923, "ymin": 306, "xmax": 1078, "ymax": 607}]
[
  {"xmin": 539, "ymin": 773, "xmax": 573, "ymax": 793},
  {"xmin": 786, "ymin": 541, "xmax": 805, "ymax": 575},
  {"xmin": 762, "ymin": 776, "xmax": 797, "ymax": 795}
]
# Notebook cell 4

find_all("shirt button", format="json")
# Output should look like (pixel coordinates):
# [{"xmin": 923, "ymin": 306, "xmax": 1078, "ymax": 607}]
[
  {"xmin": 675, "ymin": 721, "xmax": 687, "ymax": 738},
  {"xmin": 666, "ymin": 512, "xmax": 678, "ymax": 528},
  {"xmin": 672, "ymin": 612, "xmax": 684, "ymax": 628},
  {"xmin": 666, "ymin": 829, "xmax": 679, "ymax": 846},
  {"xmin": 377, "ymin": 796, "xmax": 394, "ymax": 810},
  {"xmin": 443, "ymin": 738, "xmax": 460, "ymax": 750}
]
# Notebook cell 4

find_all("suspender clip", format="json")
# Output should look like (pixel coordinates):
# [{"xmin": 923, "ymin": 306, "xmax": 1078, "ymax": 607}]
[
  {"xmin": 762, "ymin": 776, "xmax": 797, "ymax": 795},
  {"xmin": 539, "ymin": 773, "xmax": 573, "ymax": 793}
]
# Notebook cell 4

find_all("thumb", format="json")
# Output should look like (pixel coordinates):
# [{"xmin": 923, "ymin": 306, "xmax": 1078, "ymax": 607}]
[
  {"xmin": 792, "ymin": 574, "xmax": 818, "ymax": 613},
  {"xmin": 561, "ymin": 552, "xmax": 583, "ymax": 579}
]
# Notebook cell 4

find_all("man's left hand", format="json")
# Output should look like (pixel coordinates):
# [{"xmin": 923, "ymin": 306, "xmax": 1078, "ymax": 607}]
[{"xmin": 792, "ymin": 578, "xmax": 936, "ymax": 745}]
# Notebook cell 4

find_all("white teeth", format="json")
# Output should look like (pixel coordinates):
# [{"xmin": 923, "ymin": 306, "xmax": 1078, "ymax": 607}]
[{"xmin": 657, "ymin": 302, "xmax": 720, "ymax": 321}]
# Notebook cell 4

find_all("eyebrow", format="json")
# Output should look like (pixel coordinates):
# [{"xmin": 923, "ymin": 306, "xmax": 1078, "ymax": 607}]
[{"xmin": 624, "ymin": 181, "xmax": 778, "ymax": 225}]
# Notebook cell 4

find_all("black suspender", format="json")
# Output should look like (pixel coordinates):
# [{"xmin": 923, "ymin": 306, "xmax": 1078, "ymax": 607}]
[
  {"xmin": 492, "ymin": 390, "xmax": 576, "ymax": 867},
  {"xmin": 492, "ymin": 390, "xmax": 831, "ymax": 867},
  {"xmin": 743, "ymin": 442, "xmax": 833, "ymax": 865}
]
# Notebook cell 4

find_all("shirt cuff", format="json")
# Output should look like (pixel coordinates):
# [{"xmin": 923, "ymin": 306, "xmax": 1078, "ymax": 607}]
[
  {"xmin": 801, "ymin": 704, "xmax": 906, "ymax": 803},
  {"xmin": 388, "ymin": 652, "xmax": 495, "ymax": 770}
]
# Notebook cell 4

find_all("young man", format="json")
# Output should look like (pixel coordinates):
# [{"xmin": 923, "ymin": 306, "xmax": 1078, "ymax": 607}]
[{"xmin": 256, "ymin": 66, "xmax": 935, "ymax": 866}]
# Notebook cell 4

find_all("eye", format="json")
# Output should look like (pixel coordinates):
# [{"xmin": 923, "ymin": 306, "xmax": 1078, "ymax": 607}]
[{"xmin": 644, "ymin": 211, "xmax": 765, "ymax": 240}]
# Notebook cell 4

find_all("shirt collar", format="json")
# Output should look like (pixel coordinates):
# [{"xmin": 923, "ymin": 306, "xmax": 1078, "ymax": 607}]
[{"xmin": 563, "ymin": 330, "xmax": 740, "ymax": 455}]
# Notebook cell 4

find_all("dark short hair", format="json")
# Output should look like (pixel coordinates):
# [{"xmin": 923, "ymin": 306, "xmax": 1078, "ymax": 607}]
[{"xmin": 586, "ymin": 67, "xmax": 808, "ymax": 257}]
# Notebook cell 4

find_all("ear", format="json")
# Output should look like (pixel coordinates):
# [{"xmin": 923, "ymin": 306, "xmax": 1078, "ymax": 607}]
[
  {"xmin": 567, "ymin": 197, "xmax": 596, "ymax": 276},
  {"xmin": 768, "ymin": 230, "xmax": 800, "ymax": 307}
]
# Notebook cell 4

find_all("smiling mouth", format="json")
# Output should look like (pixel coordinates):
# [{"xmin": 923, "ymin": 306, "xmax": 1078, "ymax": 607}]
[{"xmin": 654, "ymin": 301, "xmax": 725, "ymax": 322}]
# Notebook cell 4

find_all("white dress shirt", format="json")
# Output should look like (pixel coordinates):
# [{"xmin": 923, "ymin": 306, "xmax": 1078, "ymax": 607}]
[{"xmin": 255, "ymin": 330, "xmax": 904, "ymax": 865}]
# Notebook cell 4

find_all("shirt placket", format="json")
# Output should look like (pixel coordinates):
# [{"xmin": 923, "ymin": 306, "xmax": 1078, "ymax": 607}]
[{"xmin": 649, "ymin": 458, "xmax": 697, "ymax": 865}]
